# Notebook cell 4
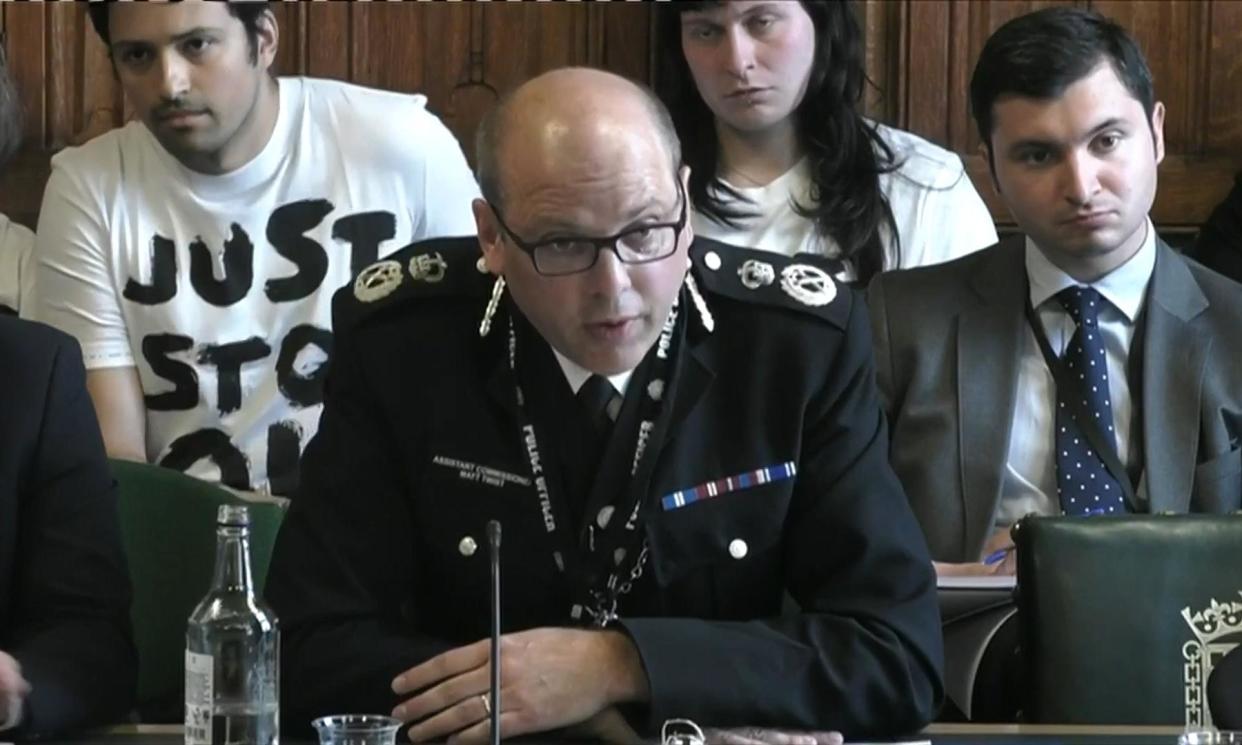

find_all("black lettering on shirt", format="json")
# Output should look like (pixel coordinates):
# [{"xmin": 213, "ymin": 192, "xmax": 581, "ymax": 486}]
[
  {"xmin": 266, "ymin": 420, "xmax": 303, "ymax": 497},
  {"xmin": 198, "ymin": 337, "xmax": 272, "ymax": 415},
  {"xmin": 189, "ymin": 223, "xmax": 254, "ymax": 307},
  {"xmin": 159, "ymin": 428, "xmax": 251, "ymax": 491},
  {"xmin": 275, "ymin": 324, "xmax": 333, "ymax": 408},
  {"xmin": 124, "ymin": 234, "xmax": 178, "ymax": 305},
  {"xmin": 332, "ymin": 210, "xmax": 397, "ymax": 276},
  {"xmin": 265, "ymin": 199, "xmax": 334, "ymax": 302},
  {"xmin": 142, "ymin": 333, "xmax": 199, "ymax": 411}
]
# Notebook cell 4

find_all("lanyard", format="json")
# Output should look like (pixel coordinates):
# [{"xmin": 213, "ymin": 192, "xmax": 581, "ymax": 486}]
[
  {"xmin": 507, "ymin": 292, "xmax": 686, "ymax": 626},
  {"xmin": 1022, "ymin": 292, "xmax": 1139, "ymax": 512}
]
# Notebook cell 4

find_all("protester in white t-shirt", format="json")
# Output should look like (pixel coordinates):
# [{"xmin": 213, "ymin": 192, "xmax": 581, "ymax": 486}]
[
  {"xmin": 29, "ymin": 2, "xmax": 479, "ymax": 496},
  {"xmin": 656, "ymin": 1, "xmax": 997, "ymax": 284}
]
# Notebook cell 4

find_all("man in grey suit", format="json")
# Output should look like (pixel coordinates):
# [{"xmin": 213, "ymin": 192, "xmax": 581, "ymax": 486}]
[{"xmin": 870, "ymin": 7, "xmax": 1242, "ymax": 578}]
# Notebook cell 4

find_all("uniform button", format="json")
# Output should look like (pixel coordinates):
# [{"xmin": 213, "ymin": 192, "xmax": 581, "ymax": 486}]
[
  {"xmin": 728, "ymin": 538, "xmax": 748, "ymax": 559},
  {"xmin": 596, "ymin": 506, "xmax": 615, "ymax": 529},
  {"xmin": 458, "ymin": 536, "xmax": 478, "ymax": 557},
  {"xmin": 704, "ymin": 251, "xmax": 722, "ymax": 271}
]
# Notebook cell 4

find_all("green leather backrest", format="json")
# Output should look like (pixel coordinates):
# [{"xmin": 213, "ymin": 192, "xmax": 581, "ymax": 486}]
[
  {"xmin": 111, "ymin": 459, "xmax": 286, "ymax": 723},
  {"xmin": 1015, "ymin": 514, "xmax": 1242, "ymax": 726}
]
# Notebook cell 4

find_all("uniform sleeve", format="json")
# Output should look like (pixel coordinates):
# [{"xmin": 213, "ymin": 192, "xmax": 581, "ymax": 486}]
[
  {"xmin": 622, "ymin": 297, "xmax": 943, "ymax": 739},
  {"xmin": 264, "ymin": 319, "xmax": 452, "ymax": 737},
  {"xmin": 28, "ymin": 165, "xmax": 135, "ymax": 369},
  {"xmin": 408, "ymin": 107, "xmax": 481, "ymax": 241},
  {"xmin": 10, "ymin": 332, "xmax": 137, "ymax": 736}
]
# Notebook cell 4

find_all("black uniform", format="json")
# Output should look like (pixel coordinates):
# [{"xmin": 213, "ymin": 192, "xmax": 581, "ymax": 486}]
[{"xmin": 266, "ymin": 237, "xmax": 943, "ymax": 739}]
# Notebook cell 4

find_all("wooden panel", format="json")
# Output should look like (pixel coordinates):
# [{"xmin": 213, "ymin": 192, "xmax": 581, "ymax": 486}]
[
  {"xmin": 4, "ymin": 3, "xmax": 45, "ymax": 148},
  {"xmin": 1092, "ymin": 0, "xmax": 1201, "ymax": 153},
  {"xmin": 1206, "ymin": 0, "xmax": 1242, "ymax": 152},
  {"xmin": 350, "ymin": 2, "xmax": 430, "ymax": 94},
  {"xmin": 304, "ymin": 1, "xmax": 350, "ymax": 81}
]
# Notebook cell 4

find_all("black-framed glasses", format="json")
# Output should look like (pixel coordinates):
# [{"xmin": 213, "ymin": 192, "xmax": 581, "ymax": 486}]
[{"xmin": 489, "ymin": 180, "xmax": 687, "ymax": 277}]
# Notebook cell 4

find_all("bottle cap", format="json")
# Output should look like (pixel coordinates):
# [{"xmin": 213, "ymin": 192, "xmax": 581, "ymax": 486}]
[{"xmin": 217, "ymin": 504, "xmax": 251, "ymax": 527}]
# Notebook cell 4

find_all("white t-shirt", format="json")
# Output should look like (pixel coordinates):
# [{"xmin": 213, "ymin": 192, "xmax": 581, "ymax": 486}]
[
  {"xmin": 693, "ymin": 124, "xmax": 998, "ymax": 281},
  {"xmin": 0, "ymin": 213, "xmax": 33, "ymax": 314},
  {"xmin": 30, "ymin": 76, "xmax": 480, "ymax": 495}
]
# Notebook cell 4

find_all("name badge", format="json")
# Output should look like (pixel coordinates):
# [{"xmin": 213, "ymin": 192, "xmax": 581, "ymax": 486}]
[{"xmin": 431, "ymin": 455, "xmax": 531, "ymax": 489}]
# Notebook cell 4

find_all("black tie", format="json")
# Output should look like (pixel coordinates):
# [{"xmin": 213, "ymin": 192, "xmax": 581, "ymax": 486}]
[
  {"xmin": 1053, "ymin": 287, "xmax": 1129, "ymax": 516},
  {"xmin": 577, "ymin": 375, "xmax": 620, "ymax": 438}
]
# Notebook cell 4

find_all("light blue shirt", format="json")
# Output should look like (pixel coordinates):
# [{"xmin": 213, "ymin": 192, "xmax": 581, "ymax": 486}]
[{"xmin": 995, "ymin": 220, "xmax": 1158, "ymax": 531}]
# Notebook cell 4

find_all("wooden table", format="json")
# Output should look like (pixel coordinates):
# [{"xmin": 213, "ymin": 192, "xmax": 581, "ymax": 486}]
[{"xmin": 56, "ymin": 722, "xmax": 1195, "ymax": 744}]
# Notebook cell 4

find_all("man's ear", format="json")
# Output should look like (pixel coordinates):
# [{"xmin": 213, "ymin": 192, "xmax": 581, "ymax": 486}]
[
  {"xmin": 473, "ymin": 199, "xmax": 505, "ymax": 275},
  {"xmin": 255, "ymin": 10, "xmax": 279, "ymax": 70},
  {"xmin": 1150, "ymin": 101, "xmax": 1166, "ymax": 165},
  {"xmin": 978, "ymin": 142, "xmax": 1001, "ymax": 195}
]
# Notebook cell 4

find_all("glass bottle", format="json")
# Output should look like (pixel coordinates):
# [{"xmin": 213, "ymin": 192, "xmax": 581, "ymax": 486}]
[{"xmin": 186, "ymin": 505, "xmax": 279, "ymax": 745}]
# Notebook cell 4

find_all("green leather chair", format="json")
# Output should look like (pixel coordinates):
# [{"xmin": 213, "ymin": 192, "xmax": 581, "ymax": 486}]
[
  {"xmin": 111, "ymin": 459, "xmax": 286, "ymax": 722},
  {"xmin": 1015, "ymin": 514, "xmax": 1242, "ymax": 726}
]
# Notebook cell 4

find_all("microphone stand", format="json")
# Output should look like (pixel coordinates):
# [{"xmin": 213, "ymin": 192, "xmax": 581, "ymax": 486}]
[{"xmin": 487, "ymin": 520, "xmax": 502, "ymax": 745}]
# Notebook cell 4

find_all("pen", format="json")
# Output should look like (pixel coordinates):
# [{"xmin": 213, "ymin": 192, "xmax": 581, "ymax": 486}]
[{"xmin": 983, "ymin": 547, "xmax": 1013, "ymax": 565}]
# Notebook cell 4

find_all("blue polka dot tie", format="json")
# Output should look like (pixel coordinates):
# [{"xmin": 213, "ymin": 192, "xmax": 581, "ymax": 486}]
[{"xmin": 1053, "ymin": 287, "xmax": 1129, "ymax": 516}]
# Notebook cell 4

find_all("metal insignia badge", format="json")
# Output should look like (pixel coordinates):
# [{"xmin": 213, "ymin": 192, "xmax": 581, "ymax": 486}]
[
  {"xmin": 353, "ymin": 260, "xmax": 404, "ymax": 303},
  {"xmin": 737, "ymin": 259, "xmax": 775, "ymax": 289},
  {"xmin": 779, "ymin": 263, "xmax": 837, "ymax": 306},
  {"xmin": 409, "ymin": 252, "xmax": 448, "ymax": 283}
]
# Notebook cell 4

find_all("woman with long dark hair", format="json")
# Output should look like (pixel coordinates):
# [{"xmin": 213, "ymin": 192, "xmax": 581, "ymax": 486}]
[{"xmin": 656, "ymin": 0, "xmax": 997, "ymax": 285}]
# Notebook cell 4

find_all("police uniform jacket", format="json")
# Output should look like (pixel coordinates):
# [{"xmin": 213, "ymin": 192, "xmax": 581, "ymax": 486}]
[{"xmin": 266, "ymin": 237, "xmax": 943, "ymax": 739}]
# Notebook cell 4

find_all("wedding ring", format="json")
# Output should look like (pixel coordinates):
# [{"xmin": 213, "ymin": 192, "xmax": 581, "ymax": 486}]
[{"xmin": 479, "ymin": 693, "xmax": 491, "ymax": 715}]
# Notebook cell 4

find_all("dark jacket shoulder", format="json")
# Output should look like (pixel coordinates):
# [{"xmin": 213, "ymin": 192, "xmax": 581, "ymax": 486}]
[
  {"xmin": 0, "ymin": 316, "xmax": 81, "ymax": 394},
  {"xmin": 332, "ymin": 236, "xmax": 488, "ymax": 335},
  {"xmin": 688, "ymin": 238, "xmax": 857, "ymax": 332}
]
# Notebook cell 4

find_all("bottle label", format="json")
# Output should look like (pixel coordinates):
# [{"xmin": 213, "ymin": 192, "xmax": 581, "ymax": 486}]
[{"xmin": 185, "ymin": 650, "xmax": 213, "ymax": 745}]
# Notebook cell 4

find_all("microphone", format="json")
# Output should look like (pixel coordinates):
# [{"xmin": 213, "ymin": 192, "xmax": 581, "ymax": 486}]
[
  {"xmin": 1208, "ymin": 643, "xmax": 1242, "ymax": 729},
  {"xmin": 487, "ymin": 520, "xmax": 502, "ymax": 745}
]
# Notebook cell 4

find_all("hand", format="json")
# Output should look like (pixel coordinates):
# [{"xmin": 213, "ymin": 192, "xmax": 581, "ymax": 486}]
[
  {"xmin": 703, "ymin": 727, "xmax": 844, "ymax": 745},
  {"xmin": 391, "ymin": 627, "xmax": 649, "ymax": 743},
  {"xmin": 933, "ymin": 527, "xmax": 1017, "ymax": 577},
  {"xmin": 0, "ymin": 651, "xmax": 30, "ymax": 725}
]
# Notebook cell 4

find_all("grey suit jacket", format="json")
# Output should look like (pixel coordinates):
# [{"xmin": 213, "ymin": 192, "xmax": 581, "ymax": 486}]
[{"xmin": 868, "ymin": 235, "xmax": 1242, "ymax": 562}]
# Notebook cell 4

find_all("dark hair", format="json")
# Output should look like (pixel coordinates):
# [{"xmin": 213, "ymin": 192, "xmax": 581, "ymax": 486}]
[
  {"xmin": 88, "ymin": 0, "xmax": 272, "ymax": 64},
  {"xmin": 655, "ymin": 0, "xmax": 900, "ymax": 284},
  {"xmin": 0, "ymin": 44, "xmax": 21, "ymax": 169},
  {"xmin": 970, "ymin": 7, "xmax": 1155, "ymax": 152},
  {"xmin": 476, "ymin": 73, "xmax": 682, "ymax": 212}
]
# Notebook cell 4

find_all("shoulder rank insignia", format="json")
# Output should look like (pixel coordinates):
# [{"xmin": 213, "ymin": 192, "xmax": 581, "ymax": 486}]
[
  {"xmin": 779, "ymin": 262, "xmax": 836, "ymax": 306},
  {"xmin": 336, "ymin": 236, "xmax": 489, "ymax": 331},
  {"xmin": 688, "ymin": 238, "xmax": 849, "ymax": 328},
  {"xmin": 354, "ymin": 260, "xmax": 404, "ymax": 303}
]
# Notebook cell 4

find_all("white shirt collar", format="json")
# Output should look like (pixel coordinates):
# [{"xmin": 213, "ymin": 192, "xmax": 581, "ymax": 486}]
[
  {"xmin": 1025, "ymin": 217, "xmax": 1158, "ymax": 322},
  {"xmin": 551, "ymin": 349, "xmax": 634, "ymax": 397}
]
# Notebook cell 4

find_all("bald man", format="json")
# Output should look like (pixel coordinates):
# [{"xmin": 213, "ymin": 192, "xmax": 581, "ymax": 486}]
[{"xmin": 266, "ymin": 68, "xmax": 941, "ymax": 743}]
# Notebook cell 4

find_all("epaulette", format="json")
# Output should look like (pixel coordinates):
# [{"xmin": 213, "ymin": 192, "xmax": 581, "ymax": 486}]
[
  {"xmin": 689, "ymin": 238, "xmax": 851, "ymax": 330},
  {"xmin": 333, "ymin": 235, "xmax": 492, "ymax": 333}
]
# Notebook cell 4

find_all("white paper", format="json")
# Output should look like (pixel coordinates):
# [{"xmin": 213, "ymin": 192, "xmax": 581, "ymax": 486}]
[{"xmin": 936, "ymin": 574, "xmax": 1017, "ymax": 590}]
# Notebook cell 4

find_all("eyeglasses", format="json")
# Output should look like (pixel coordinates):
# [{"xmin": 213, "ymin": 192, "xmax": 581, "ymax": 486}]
[{"xmin": 488, "ymin": 180, "xmax": 687, "ymax": 277}]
